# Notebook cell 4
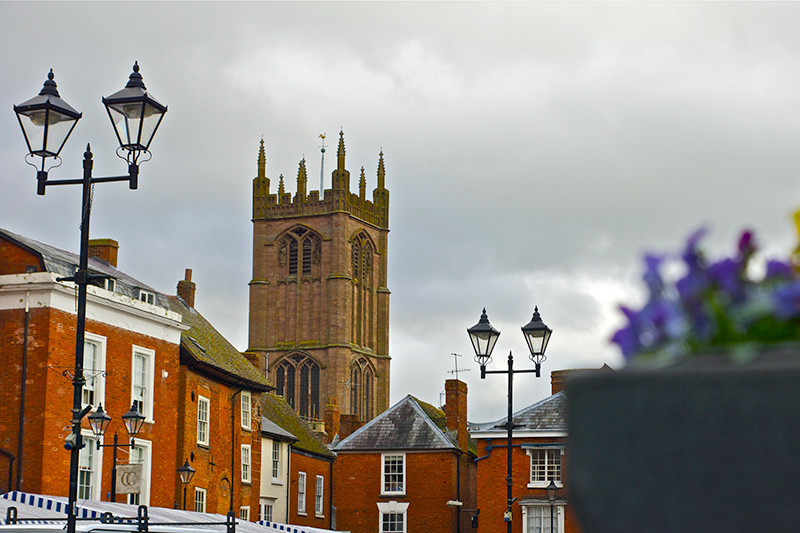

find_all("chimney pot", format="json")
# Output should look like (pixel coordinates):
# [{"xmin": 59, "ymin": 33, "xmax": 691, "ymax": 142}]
[{"xmin": 177, "ymin": 268, "xmax": 196, "ymax": 308}]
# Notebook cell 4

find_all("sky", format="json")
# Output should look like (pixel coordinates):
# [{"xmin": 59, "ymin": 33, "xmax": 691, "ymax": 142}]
[{"xmin": 3, "ymin": 1, "xmax": 800, "ymax": 423}]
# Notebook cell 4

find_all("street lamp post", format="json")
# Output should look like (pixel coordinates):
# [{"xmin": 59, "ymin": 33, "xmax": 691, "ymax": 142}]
[
  {"xmin": 88, "ymin": 403, "xmax": 147, "ymax": 501},
  {"xmin": 14, "ymin": 63, "xmax": 166, "ymax": 533},
  {"xmin": 177, "ymin": 460, "xmax": 196, "ymax": 511},
  {"xmin": 468, "ymin": 307, "xmax": 552, "ymax": 533},
  {"xmin": 546, "ymin": 479, "xmax": 559, "ymax": 533}
]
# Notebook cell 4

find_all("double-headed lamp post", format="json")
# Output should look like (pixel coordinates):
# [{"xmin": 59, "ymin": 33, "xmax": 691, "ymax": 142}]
[
  {"xmin": 87, "ymin": 403, "xmax": 146, "ymax": 501},
  {"xmin": 14, "ymin": 63, "xmax": 166, "ymax": 533},
  {"xmin": 177, "ymin": 460, "xmax": 196, "ymax": 511},
  {"xmin": 468, "ymin": 307, "xmax": 553, "ymax": 533}
]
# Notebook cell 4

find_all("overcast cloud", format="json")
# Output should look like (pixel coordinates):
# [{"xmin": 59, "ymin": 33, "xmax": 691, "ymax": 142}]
[{"xmin": 3, "ymin": 2, "xmax": 800, "ymax": 422}]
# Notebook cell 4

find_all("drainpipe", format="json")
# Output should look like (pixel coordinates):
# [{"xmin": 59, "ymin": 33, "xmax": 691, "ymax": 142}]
[
  {"xmin": 230, "ymin": 388, "xmax": 243, "ymax": 514},
  {"xmin": 0, "ymin": 449, "xmax": 15, "ymax": 493},
  {"xmin": 17, "ymin": 293, "xmax": 30, "ymax": 490}
]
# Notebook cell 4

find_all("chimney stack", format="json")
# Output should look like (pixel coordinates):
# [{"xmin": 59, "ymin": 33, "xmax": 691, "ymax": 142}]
[
  {"xmin": 177, "ymin": 268, "xmax": 196, "ymax": 308},
  {"xmin": 444, "ymin": 379, "xmax": 469, "ymax": 452},
  {"xmin": 88, "ymin": 239, "xmax": 119, "ymax": 267}
]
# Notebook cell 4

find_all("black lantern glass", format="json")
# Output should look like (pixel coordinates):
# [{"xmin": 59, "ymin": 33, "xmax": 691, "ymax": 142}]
[
  {"xmin": 102, "ymin": 62, "xmax": 167, "ymax": 156},
  {"xmin": 14, "ymin": 70, "xmax": 82, "ymax": 160},
  {"xmin": 522, "ymin": 306, "xmax": 552, "ymax": 361},
  {"xmin": 178, "ymin": 459, "xmax": 195, "ymax": 485},
  {"xmin": 122, "ymin": 403, "xmax": 146, "ymax": 437},
  {"xmin": 467, "ymin": 308, "xmax": 500, "ymax": 366},
  {"xmin": 88, "ymin": 404, "xmax": 112, "ymax": 437},
  {"xmin": 546, "ymin": 479, "xmax": 559, "ymax": 503}
]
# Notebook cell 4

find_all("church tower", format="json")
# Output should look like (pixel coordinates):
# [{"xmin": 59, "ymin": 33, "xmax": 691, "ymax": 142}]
[{"xmin": 248, "ymin": 132, "xmax": 390, "ymax": 424}]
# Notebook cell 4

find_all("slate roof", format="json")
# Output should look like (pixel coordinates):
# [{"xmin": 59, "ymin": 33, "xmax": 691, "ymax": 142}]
[
  {"xmin": 261, "ymin": 394, "xmax": 335, "ymax": 460},
  {"xmin": 0, "ymin": 227, "xmax": 162, "ymax": 304},
  {"xmin": 334, "ymin": 395, "xmax": 458, "ymax": 452},
  {"xmin": 469, "ymin": 391, "xmax": 566, "ymax": 433},
  {"xmin": 165, "ymin": 295, "xmax": 272, "ymax": 391}
]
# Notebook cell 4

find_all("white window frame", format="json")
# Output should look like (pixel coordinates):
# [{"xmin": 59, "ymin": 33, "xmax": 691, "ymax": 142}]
[
  {"xmin": 239, "ymin": 506, "xmax": 249, "ymax": 521},
  {"xmin": 139, "ymin": 289, "xmax": 155, "ymax": 305},
  {"xmin": 131, "ymin": 346, "xmax": 155, "ymax": 422},
  {"xmin": 271, "ymin": 441, "xmax": 282, "ymax": 482},
  {"xmin": 197, "ymin": 396, "xmax": 210, "ymax": 445},
  {"xmin": 194, "ymin": 487, "xmax": 206, "ymax": 513},
  {"xmin": 104, "ymin": 278, "xmax": 116, "ymax": 292},
  {"xmin": 381, "ymin": 453, "xmax": 406, "ymax": 496},
  {"xmin": 82, "ymin": 333, "xmax": 106, "ymax": 409},
  {"xmin": 241, "ymin": 391, "xmax": 252, "ymax": 429},
  {"xmin": 526, "ymin": 448, "xmax": 563, "ymax": 488},
  {"xmin": 522, "ymin": 504, "xmax": 564, "ymax": 533},
  {"xmin": 125, "ymin": 439, "xmax": 152, "ymax": 506},
  {"xmin": 377, "ymin": 501, "xmax": 409, "ymax": 533},
  {"xmin": 259, "ymin": 498, "xmax": 274, "ymax": 523},
  {"xmin": 297, "ymin": 471, "xmax": 307, "ymax": 515},
  {"xmin": 241, "ymin": 444, "xmax": 251, "ymax": 483},
  {"xmin": 315, "ymin": 475, "xmax": 324, "ymax": 517},
  {"xmin": 78, "ymin": 431, "xmax": 103, "ymax": 501}
]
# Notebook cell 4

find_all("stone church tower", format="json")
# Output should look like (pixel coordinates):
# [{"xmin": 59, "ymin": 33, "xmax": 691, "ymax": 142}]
[{"xmin": 248, "ymin": 132, "xmax": 390, "ymax": 425}]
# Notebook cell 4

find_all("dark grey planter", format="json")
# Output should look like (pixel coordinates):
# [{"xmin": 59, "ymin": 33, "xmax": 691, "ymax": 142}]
[{"xmin": 565, "ymin": 354, "xmax": 800, "ymax": 532}]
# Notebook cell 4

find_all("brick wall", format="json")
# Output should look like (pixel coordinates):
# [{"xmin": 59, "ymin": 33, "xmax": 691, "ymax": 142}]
[
  {"xmin": 0, "ymin": 305, "xmax": 182, "ymax": 507},
  {"xmin": 289, "ymin": 451, "xmax": 333, "ymax": 529},
  {"xmin": 177, "ymin": 368, "xmax": 263, "ymax": 518},
  {"xmin": 475, "ymin": 436, "xmax": 581, "ymax": 533},
  {"xmin": 333, "ymin": 450, "xmax": 470, "ymax": 533}
]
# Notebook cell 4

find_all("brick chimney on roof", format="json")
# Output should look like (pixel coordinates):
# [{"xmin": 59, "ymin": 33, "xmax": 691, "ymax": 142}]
[
  {"xmin": 88, "ymin": 239, "xmax": 119, "ymax": 267},
  {"xmin": 177, "ymin": 268, "xmax": 196, "ymax": 308},
  {"xmin": 444, "ymin": 379, "xmax": 469, "ymax": 452}
]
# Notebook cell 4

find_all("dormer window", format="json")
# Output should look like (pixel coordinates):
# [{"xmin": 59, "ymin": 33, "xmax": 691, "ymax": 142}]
[
  {"xmin": 139, "ymin": 289, "xmax": 155, "ymax": 305},
  {"xmin": 105, "ymin": 278, "xmax": 116, "ymax": 292}
]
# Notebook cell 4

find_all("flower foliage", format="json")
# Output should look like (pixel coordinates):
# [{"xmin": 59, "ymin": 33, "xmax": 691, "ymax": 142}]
[{"xmin": 612, "ymin": 228, "xmax": 800, "ymax": 363}]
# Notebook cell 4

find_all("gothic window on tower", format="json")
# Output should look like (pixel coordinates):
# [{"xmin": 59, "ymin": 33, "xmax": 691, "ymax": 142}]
[
  {"xmin": 278, "ymin": 227, "xmax": 322, "ymax": 279},
  {"xmin": 274, "ymin": 354, "xmax": 321, "ymax": 420},
  {"xmin": 351, "ymin": 232, "xmax": 375, "ymax": 347},
  {"xmin": 350, "ymin": 357, "xmax": 375, "ymax": 421}
]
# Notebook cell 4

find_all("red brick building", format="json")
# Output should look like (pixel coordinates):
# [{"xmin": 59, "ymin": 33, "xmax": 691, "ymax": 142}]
[
  {"xmin": 0, "ymin": 229, "xmax": 272, "ymax": 519},
  {"xmin": 471, "ymin": 371, "xmax": 582, "ymax": 533},
  {"xmin": 332, "ymin": 379, "xmax": 477, "ymax": 533},
  {"xmin": 167, "ymin": 269, "xmax": 273, "ymax": 518},
  {"xmin": 0, "ymin": 228, "xmax": 184, "ymax": 506}
]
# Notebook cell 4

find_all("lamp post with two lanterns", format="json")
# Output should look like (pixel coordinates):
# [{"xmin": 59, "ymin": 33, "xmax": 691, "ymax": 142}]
[
  {"xmin": 14, "ymin": 63, "xmax": 167, "ymax": 533},
  {"xmin": 467, "ymin": 306, "xmax": 553, "ymax": 533},
  {"xmin": 87, "ymin": 403, "xmax": 147, "ymax": 501}
]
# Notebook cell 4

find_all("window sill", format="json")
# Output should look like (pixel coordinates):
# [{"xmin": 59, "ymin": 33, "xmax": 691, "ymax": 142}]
[
  {"xmin": 527, "ymin": 481, "xmax": 563, "ymax": 489},
  {"xmin": 297, "ymin": 512, "xmax": 307, "ymax": 517},
  {"xmin": 271, "ymin": 479, "xmax": 284, "ymax": 486},
  {"xmin": 380, "ymin": 493, "xmax": 406, "ymax": 498},
  {"xmin": 197, "ymin": 443, "xmax": 210, "ymax": 449}
]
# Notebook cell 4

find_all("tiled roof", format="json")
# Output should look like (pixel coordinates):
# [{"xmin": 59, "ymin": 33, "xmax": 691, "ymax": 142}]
[
  {"xmin": 260, "ymin": 394, "xmax": 335, "ymax": 460},
  {"xmin": 334, "ymin": 395, "xmax": 458, "ymax": 452},
  {"xmin": 261, "ymin": 416, "xmax": 298, "ymax": 443},
  {"xmin": 0, "ymin": 227, "xmax": 161, "ymax": 304},
  {"xmin": 165, "ymin": 296, "xmax": 272, "ymax": 391},
  {"xmin": 469, "ymin": 391, "xmax": 566, "ymax": 433}
]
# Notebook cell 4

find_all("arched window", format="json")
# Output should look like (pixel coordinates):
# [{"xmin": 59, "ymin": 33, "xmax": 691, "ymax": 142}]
[
  {"xmin": 278, "ymin": 227, "xmax": 321, "ymax": 278},
  {"xmin": 351, "ymin": 232, "xmax": 375, "ymax": 347},
  {"xmin": 350, "ymin": 357, "xmax": 375, "ymax": 421},
  {"xmin": 274, "ymin": 354, "xmax": 320, "ymax": 420}
]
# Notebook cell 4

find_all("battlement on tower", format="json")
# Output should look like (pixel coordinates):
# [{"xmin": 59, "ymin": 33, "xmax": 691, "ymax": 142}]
[{"xmin": 253, "ymin": 131, "xmax": 389, "ymax": 229}]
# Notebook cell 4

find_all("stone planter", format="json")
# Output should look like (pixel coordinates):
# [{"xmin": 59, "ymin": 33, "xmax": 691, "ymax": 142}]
[{"xmin": 565, "ymin": 353, "xmax": 800, "ymax": 532}]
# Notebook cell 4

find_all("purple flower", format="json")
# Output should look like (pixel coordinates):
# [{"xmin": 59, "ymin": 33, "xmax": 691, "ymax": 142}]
[
  {"xmin": 765, "ymin": 259, "xmax": 794, "ymax": 281},
  {"xmin": 707, "ymin": 258, "xmax": 746, "ymax": 301},
  {"xmin": 773, "ymin": 280, "xmax": 800, "ymax": 319}
]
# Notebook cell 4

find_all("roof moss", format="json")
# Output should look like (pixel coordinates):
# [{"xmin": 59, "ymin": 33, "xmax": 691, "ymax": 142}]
[{"xmin": 261, "ymin": 394, "xmax": 335, "ymax": 460}]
